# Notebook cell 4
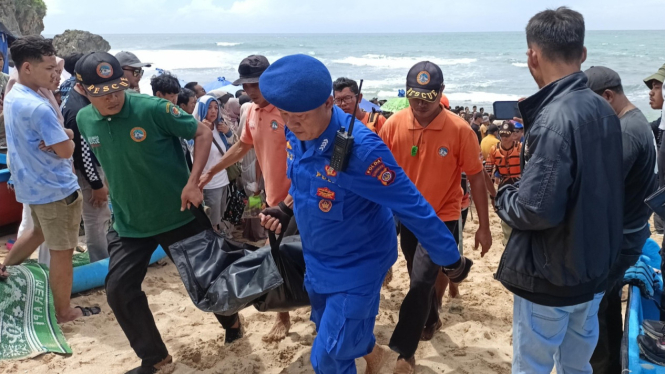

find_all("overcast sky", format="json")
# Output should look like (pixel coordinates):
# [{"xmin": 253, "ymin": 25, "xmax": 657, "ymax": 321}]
[{"xmin": 42, "ymin": 0, "xmax": 663, "ymax": 35}]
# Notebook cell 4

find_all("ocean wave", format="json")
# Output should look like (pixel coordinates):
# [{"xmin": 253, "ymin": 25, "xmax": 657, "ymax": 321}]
[
  {"xmin": 332, "ymin": 55, "xmax": 477, "ymax": 69},
  {"xmin": 109, "ymin": 49, "xmax": 264, "ymax": 70},
  {"xmin": 217, "ymin": 42, "xmax": 242, "ymax": 47},
  {"xmin": 512, "ymin": 63, "xmax": 528, "ymax": 68},
  {"xmin": 444, "ymin": 91, "xmax": 523, "ymax": 103}
]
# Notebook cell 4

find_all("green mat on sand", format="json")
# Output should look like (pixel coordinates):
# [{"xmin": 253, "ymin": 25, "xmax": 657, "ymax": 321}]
[{"xmin": 0, "ymin": 262, "xmax": 71, "ymax": 361}]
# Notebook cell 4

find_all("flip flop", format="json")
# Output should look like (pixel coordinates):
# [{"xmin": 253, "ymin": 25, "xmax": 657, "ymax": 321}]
[
  {"xmin": 75, "ymin": 306, "xmax": 101, "ymax": 317},
  {"xmin": 0, "ymin": 265, "xmax": 8, "ymax": 281}
]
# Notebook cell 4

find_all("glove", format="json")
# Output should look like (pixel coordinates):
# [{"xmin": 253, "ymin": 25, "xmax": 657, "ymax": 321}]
[
  {"xmin": 443, "ymin": 256, "xmax": 473, "ymax": 284},
  {"xmin": 260, "ymin": 201, "xmax": 293, "ymax": 233},
  {"xmin": 624, "ymin": 260, "xmax": 656, "ymax": 298}
]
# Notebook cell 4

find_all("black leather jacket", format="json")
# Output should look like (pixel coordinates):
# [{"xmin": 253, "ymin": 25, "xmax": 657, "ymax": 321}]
[{"xmin": 495, "ymin": 72, "xmax": 624, "ymax": 307}]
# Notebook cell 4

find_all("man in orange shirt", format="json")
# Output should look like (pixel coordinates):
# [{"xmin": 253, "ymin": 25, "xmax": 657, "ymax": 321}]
[
  {"xmin": 379, "ymin": 61, "xmax": 492, "ymax": 373},
  {"xmin": 333, "ymin": 77, "xmax": 387, "ymax": 133},
  {"xmin": 199, "ymin": 55, "xmax": 293, "ymax": 343}
]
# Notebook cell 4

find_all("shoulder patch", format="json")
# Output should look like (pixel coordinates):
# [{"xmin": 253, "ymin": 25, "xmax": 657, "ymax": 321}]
[
  {"xmin": 366, "ymin": 157, "xmax": 396, "ymax": 186},
  {"xmin": 166, "ymin": 102, "xmax": 182, "ymax": 117}
]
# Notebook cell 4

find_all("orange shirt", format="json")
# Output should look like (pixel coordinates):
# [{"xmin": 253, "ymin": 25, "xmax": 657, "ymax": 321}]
[
  {"xmin": 240, "ymin": 103, "xmax": 291, "ymax": 207},
  {"xmin": 360, "ymin": 111, "xmax": 387, "ymax": 133},
  {"xmin": 379, "ymin": 107, "xmax": 483, "ymax": 221}
]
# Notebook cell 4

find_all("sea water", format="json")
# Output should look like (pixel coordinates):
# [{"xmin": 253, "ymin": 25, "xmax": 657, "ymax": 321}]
[{"xmin": 101, "ymin": 31, "xmax": 665, "ymax": 120}]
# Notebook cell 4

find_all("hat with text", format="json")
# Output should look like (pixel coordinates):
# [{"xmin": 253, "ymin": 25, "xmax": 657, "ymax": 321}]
[
  {"xmin": 260, "ymin": 54, "xmax": 332, "ymax": 113},
  {"xmin": 499, "ymin": 121, "xmax": 515, "ymax": 136},
  {"xmin": 644, "ymin": 63, "xmax": 665, "ymax": 89},
  {"xmin": 115, "ymin": 51, "xmax": 152, "ymax": 68},
  {"xmin": 233, "ymin": 55, "xmax": 270, "ymax": 86},
  {"xmin": 75, "ymin": 52, "xmax": 130, "ymax": 97},
  {"xmin": 406, "ymin": 61, "xmax": 444, "ymax": 103},
  {"xmin": 584, "ymin": 66, "xmax": 622, "ymax": 92}
]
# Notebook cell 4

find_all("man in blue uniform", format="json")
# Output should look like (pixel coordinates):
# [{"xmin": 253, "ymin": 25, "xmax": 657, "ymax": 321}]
[{"xmin": 258, "ymin": 54, "xmax": 473, "ymax": 374}]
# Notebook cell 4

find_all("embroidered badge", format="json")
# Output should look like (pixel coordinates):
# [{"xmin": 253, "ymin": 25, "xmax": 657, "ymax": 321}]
[
  {"xmin": 130, "ymin": 127, "xmax": 147, "ymax": 142},
  {"xmin": 438, "ymin": 147, "xmax": 448, "ymax": 157},
  {"xmin": 316, "ymin": 188, "xmax": 336, "ymax": 200},
  {"xmin": 325, "ymin": 165, "xmax": 337, "ymax": 177},
  {"xmin": 380, "ymin": 169, "xmax": 396, "ymax": 186},
  {"xmin": 88, "ymin": 136, "xmax": 101, "ymax": 148},
  {"xmin": 417, "ymin": 71, "xmax": 430, "ymax": 85},
  {"xmin": 366, "ymin": 157, "xmax": 396, "ymax": 186},
  {"xmin": 271, "ymin": 120, "xmax": 279, "ymax": 130},
  {"xmin": 319, "ymin": 139, "xmax": 329, "ymax": 152},
  {"xmin": 96, "ymin": 62, "xmax": 113, "ymax": 78},
  {"xmin": 319, "ymin": 199, "xmax": 332, "ymax": 213},
  {"xmin": 286, "ymin": 141, "xmax": 292, "ymax": 150},
  {"xmin": 170, "ymin": 105, "xmax": 182, "ymax": 117}
]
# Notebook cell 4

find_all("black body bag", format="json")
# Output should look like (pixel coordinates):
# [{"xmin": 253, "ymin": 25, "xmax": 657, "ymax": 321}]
[{"xmin": 168, "ymin": 207, "xmax": 309, "ymax": 316}]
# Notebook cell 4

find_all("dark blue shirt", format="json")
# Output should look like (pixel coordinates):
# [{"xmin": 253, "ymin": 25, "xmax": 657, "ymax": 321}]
[{"xmin": 286, "ymin": 106, "xmax": 460, "ymax": 294}]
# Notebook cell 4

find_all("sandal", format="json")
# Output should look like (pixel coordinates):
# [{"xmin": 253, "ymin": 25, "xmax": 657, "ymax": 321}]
[{"xmin": 75, "ymin": 306, "xmax": 101, "ymax": 317}]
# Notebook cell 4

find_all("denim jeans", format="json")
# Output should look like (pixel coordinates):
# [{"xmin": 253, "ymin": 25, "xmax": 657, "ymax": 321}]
[{"xmin": 512, "ymin": 292, "xmax": 604, "ymax": 374}]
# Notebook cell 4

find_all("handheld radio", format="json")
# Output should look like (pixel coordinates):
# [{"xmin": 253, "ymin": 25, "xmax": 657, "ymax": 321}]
[{"xmin": 330, "ymin": 79, "xmax": 363, "ymax": 172}]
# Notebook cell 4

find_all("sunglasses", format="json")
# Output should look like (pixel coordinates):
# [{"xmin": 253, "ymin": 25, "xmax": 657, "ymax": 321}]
[{"xmin": 123, "ymin": 68, "xmax": 144, "ymax": 78}]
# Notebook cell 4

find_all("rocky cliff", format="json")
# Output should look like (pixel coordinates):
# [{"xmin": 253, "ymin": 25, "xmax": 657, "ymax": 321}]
[
  {"xmin": 52, "ymin": 30, "xmax": 111, "ymax": 56},
  {"xmin": 0, "ymin": 0, "xmax": 46, "ymax": 36}
]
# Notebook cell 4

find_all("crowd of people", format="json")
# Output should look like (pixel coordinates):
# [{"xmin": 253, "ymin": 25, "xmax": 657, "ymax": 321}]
[{"xmin": 1, "ymin": 6, "xmax": 665, "ymax": 374}]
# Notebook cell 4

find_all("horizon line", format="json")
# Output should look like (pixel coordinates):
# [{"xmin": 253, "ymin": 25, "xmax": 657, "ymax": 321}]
[{"xmin": 42, "ymin": 29, "xmax": 665, "ymax": 36}]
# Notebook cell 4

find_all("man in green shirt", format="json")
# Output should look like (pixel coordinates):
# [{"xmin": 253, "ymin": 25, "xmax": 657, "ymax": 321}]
[{"xmin": 75, "ymin": 52, "xmax": 233, "ymax": 374}]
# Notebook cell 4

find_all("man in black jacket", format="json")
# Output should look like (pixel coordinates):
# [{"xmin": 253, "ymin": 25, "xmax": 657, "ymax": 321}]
[
  {"xmin": 585, "ymin": 66, "xmax": 658, "ymax": 374},
  {"xmin": 495, "ymin": 8, "xmax": 624, "ymax": 374},
  {"xmin": 62, "ymin": 78, "xmax": 111, "ymax": 263}
]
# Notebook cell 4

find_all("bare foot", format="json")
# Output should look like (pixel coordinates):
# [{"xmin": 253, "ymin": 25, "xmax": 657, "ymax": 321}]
[
  {"xmin": 0, "ymin": 264, "xmax": 9, "ymax": 280},
  {"xmin": 56, "ymin": 307, "xmax": 84, "ymax": 324},
  {"xmin": 364, "ymin": 344, "xmax": 387, "ymax": 374},
  {"xmin": 383, "ymin": 267, "xmax": 393, "ymax": 288},
  {"xmin": 420, "ymin": 318, "xmax": 442, "ymax": 341},
  {"xmin": 262, "ymin": 312, "xmax": 291, "ymax": 342},
  {"xmin": 393, "ymin": 356, "xmax": 416, "ymax": 374},
  {"xmin": 449, "ymin": 282, "xmax": 460, "ymax": 298}
]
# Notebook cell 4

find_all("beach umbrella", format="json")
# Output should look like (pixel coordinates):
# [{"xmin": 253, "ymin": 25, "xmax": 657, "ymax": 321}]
[
  {"xmin": 359, "ymin": 98, "xmax": 381, "ymax": 113},
  {"xmin": 381, "ymin": 97, "xmax": 410, "ymax": 112},
  {"xmin": 203, "ymin": 77, "xmax": 235, "ymax": 92}
]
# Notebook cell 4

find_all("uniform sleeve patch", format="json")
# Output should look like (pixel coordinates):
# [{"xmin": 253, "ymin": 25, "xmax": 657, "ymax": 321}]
[{"xmin": 366, "ymin": 157, "xmax": 396, "ymax": 186}]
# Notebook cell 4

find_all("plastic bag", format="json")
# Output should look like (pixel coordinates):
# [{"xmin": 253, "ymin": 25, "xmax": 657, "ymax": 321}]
[{"xmin": 242, "ymin": 192, "xmax": 266, "ymax": 219}]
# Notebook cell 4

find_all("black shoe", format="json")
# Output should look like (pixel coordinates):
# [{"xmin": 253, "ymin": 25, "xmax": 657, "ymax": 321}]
[
  {"xmin": 638, "ymin": 334, "xmax": 665, "ymax": 366},
  {"xmin": 225, "ymin": 321, "xmax": 244, "ymax": 344},
  {"xmin": 125, "ymin": 366, "xmax": 158, "ymax": 374},
  {"xmin": 643, "ymin": 320, "xmax": 665, "ymax": 339}
]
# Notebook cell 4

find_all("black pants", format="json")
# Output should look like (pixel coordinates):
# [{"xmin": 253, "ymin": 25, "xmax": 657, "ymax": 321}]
[
  {"xmin": 389, "ymin": 220, "xmax": 459, "ymax": 359},
  {"xmin": 590, "ymin": 251, "xmax": 641, "ymax": 374},
  {"xmin": 105, "ymin": 219, "xmax": 238, "ymax": 368}
]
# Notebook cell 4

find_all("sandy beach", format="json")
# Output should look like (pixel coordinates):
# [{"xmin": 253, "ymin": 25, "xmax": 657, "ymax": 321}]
[{"xmin": 1, "ymin": 204, "xmax": 640, "ymax": 374}]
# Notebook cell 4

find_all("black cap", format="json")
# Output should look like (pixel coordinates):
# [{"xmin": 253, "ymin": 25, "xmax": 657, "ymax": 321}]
[
  {"xmin": 584, "ymin": 66, "xmax": 622, "ymax": 93},
  {"xmin": 233, "ymin": 55, "xmax": 270, "ymax": 86},
  {"xmin": 406, "ymin": 61, "xmax": 444, "ymax": 102},
  {"xmin": 499, "ymin": 121, "xmax": 515, "ymax": 136},
  {"xmin": 75, "ymin": 52, "xmax": 129, "ymax": 97}
]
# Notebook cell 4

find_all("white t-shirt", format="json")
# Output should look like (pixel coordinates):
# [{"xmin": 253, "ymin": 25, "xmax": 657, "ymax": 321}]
[{"xmin": 201, "ymin": 130, "xmax": 230, "ymax": 190}]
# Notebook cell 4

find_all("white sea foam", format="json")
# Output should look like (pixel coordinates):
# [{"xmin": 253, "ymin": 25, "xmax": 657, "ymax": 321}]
[
  {"xmin": 109, "ymin": 49, "xmax": 270, "ymax": 71},
  {"xmin": 216, "ymin": 42, "xmax": 242, "ymax": 47},
  {"xmin": 444, "ymin": 91, "xmax": 523, "ymax": 103},
  {"xmin": 332, "ymin": 54, "xmax": 476, "ymax": 69},
  {"xmin": 512, "ymin": 63, "xmax": 528, "ymax": 68}
]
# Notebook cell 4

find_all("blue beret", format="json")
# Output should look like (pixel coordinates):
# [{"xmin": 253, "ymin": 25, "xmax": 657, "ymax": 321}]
[{"xmin": 259, "ymin": 54, "xmax": 332, "ymax": 113}]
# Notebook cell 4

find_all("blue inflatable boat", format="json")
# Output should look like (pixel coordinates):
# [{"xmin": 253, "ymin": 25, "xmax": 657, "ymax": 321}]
[{"xmin": 623, "ymin": 239, "xmax": 665, "ymax": 373}]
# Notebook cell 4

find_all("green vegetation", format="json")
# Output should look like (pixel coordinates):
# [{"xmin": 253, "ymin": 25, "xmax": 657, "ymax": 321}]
[{"xmin": 15, "ymin": 0, "xmax": 48, "ymax": 15}]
